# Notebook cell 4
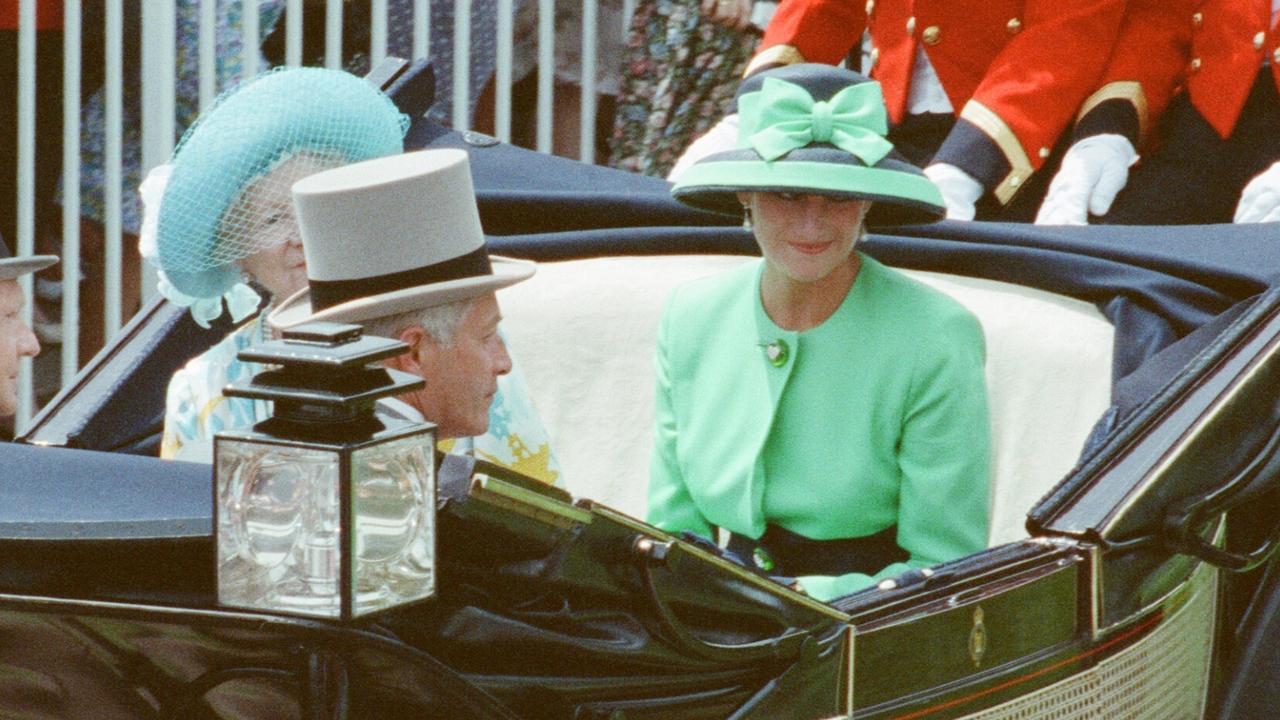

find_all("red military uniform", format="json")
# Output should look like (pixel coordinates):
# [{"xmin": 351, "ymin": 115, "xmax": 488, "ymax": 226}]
[
  {"xmin": 1061, "ymin": 1, "xmax": 1280, "ymax": 225},
  {"xmin": 1077, "ymin": 0, "xmax": 1278, "ymax": 144},
  {"xmin": 1070, "ymin": 0, "xmax": 1195, "ymax": 150},
  {"xmin": 1190, "ymin": 1, "xmax": 1280, "ymax": 137},
  {"xmin": 749, "ymin": 0, "xmax": 1124, "ymax": 206}
]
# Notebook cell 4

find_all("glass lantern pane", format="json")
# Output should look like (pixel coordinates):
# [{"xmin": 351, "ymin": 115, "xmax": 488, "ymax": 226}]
[
  {"xmin": 350, "ymin": 431, "xmax": 436, "ymax": 617},
  {"xmin": 216, "ymin": 439, "xmax": 343, "ymax": 618}
]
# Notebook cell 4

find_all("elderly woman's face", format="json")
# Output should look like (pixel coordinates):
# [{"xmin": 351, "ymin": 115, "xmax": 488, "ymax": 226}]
[
  {"xmin": 234, "ymin": 154, "xmax": 332, "ymax": 300},
  {"xmin": 741, "ymin": 192, "xmax": 871, "ymax": 284}
]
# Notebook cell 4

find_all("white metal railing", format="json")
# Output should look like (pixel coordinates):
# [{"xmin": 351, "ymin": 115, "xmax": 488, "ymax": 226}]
[
  {"xmin": 11, "ymin": 0, "xmax": 626, "ymax": 430},
  {"xmin": 60, "ymin": 0, "xmax": 81, "ymax": 388},
  {"xmin": 16, "ymin": 0, "xmax": 36, "ymax": 421}
]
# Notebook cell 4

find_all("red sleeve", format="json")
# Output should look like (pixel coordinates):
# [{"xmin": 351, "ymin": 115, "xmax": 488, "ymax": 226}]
[
  {"xmin": 1073, "ymin": 0, "xmax": 1196, "ymax": 148},
  {"xmin": 933, "ymin": 0, "xmax": 1126, "ymax": 203},
  {"xmin": 751, "ymin": 0, "xmax": 866, "ymax": 74}
]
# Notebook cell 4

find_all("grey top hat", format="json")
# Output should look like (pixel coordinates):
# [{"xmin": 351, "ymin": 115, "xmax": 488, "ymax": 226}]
[
  {"xmin": 269, "ymin": 149, "xmax": 534, "ymax": 329},
  {"xmin": 671, "ymin": 63, "xmax": 945, "ymax": 226},
  {"xmin": 0, "ymin": 241, "xmax": 56, "ymax": 282}
]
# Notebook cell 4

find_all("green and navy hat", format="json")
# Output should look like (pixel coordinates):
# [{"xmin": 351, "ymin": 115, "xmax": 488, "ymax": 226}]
[{"xmin": 672, "ymin": 64, "xmax": 944, "ymax": 226}]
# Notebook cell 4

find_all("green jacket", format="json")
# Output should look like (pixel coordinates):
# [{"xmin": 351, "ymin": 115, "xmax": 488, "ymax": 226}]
[{"xmin": 648, "ymin": 255, "xmax": 991, "ymax": 601}]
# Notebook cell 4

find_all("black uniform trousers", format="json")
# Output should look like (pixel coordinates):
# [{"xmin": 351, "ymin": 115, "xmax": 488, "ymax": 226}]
[{"xmin": 1100, "ymin": 70, "xmax": 1280, "ymax": 226}]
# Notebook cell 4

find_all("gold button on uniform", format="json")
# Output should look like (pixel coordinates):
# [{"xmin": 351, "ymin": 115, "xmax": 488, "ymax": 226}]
[
  {"xmin": 1006, "ymin": 17, "xmax": 1022, "ymax": 35},
  {"xmin": 868, "ymin": 46, "xmax": 880, "ymax": 70},
  {"xmin": 1038, "ymin": 147, "xmax": 1050, "ymax": 159},
  {"xmin": 906, "ymin": 16, "xmax": 916, "ymax": 34},
  {"xmin": 1255, "ymin": 31, "xmax": 1266, "ymax": 50},
  {"xmin": 1189, "ymin": 57, "xmax": 1202, "ymax": 72},
  {"xmin": 1274, "ymin": 47, "xmax": 1280, "ymax": 64},
  {"xmin": 923, "ymin": 26, "xmax": 941, "ymax": 45},
  {"xmin": 1192, "ymin": 11, "xmax": 1203, "ymax": 28},
  {"xmin": 1009, "ymin": 175, "xmax": 1022, "ymax": 188}
]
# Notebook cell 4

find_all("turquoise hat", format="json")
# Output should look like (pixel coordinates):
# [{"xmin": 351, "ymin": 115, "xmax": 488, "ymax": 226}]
[
  {"xmin": 156, "ymin": 66, "xmax": 409, "ymax": 300},
  {"xmin": 672, "ymin": 64, "xmax": 944, "ymax": 226}
]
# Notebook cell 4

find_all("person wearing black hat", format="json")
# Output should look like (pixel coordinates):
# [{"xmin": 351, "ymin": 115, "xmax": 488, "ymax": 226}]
[
  {"xmin": 651, "ymin": 64, "xmax": 991, "ymax": 601},
  {"xmin": 0, "ymin": 250, "xmax": 57, "ymax": 418}
]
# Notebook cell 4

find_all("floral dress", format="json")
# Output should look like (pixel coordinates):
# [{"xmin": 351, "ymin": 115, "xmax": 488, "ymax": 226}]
[
  {"xmin": 161, "ymin": 315, "xmax": 563, "ymax": 487},
  {"xmin": 609, "ymin": 0, "xmax": 759, "ymax": 177}
]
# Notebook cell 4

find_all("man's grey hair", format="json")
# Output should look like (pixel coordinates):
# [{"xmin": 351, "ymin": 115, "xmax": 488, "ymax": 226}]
[{"xmin": 360, "ymin": 297, "xmax": 475, "ymax": 347}]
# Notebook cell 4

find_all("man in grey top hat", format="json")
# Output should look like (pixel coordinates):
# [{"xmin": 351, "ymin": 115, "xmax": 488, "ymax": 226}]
[
  {"xmin": 269, "ymin": 149, "xmax": 536, "ymax": 442},
  {"xmin": 0, "ymin": 250, "xmax": 57, "ymax": 419}
]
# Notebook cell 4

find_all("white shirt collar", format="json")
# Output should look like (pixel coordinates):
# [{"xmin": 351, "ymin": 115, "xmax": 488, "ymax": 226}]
[
  {"xmin": 374, "ymin": 397, "xmax": 477, "ymax": 456},
  {"xmin": 376, "ymin": 396, "xmax": 426, "ymax": 424}
]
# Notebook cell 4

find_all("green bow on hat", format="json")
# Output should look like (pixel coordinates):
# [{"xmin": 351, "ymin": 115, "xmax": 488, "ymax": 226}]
[{"xmin": 739, "ymin": 77, "xmax": 894, "ymax": 165}]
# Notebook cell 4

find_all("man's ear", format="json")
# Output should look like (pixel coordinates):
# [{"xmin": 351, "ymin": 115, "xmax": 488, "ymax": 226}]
[{"xmin": 383, "ymin": 325, "xmax": 430, "ymax": 374}]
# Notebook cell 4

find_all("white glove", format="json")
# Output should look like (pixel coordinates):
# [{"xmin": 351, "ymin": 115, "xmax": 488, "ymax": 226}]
[
  {"xmin": 668, "ymin": 113, "xmax": 741, "ymax": 183},
  {"xmin": 1234, "ymin": 161, "xmax": 1280, "ymax": 223},
  {"xmin": 923, "ymin": 163, "xmax": 984, "ymax": 221},
  {"xmin": 1034, "ymin": 134, "xmax": 1137, "ymax": 226}
]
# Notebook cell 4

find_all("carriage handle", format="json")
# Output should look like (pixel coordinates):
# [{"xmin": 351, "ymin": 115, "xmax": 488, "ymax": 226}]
[{"xmin": 1162, "ymin": 417, "xmax": 1280, "ymax": 572}]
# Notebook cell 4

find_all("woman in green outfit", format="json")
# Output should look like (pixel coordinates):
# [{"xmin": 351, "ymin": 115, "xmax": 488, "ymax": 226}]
[{"xmin": 649, "ymin": 64, "xmax": 991, "ymax": 602}]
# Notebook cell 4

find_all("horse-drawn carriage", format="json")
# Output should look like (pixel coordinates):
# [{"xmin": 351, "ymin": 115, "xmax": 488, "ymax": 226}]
[{"xmin": 2, "ymin": 60, "xmax": 1279, "ymax": 719}]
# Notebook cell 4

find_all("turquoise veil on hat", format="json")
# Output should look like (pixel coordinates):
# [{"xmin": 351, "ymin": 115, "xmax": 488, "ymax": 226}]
[
  {"xmin": 146, "ymin": 66, "xmax": 409, "ymax": 326},
  {"xmin": 671, "ymin": 64, "xmax": 945, "ymax": 226}
]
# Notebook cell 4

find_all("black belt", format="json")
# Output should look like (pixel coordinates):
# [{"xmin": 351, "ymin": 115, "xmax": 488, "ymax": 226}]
[{"xmin": 726, "ymin": 523, "xmax": 908, "ymax": 577}]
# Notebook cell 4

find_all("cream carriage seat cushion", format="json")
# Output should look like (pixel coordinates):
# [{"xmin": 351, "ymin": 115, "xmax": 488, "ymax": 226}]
[{"xmin": 498, "ymin": 255, "xmax": 1114, "ymax": 547}]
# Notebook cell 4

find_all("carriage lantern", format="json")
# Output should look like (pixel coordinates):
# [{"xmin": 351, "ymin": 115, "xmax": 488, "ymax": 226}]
[{"xmin": 213, "ymin": 322, "xmax": 437, "ymax": 620}]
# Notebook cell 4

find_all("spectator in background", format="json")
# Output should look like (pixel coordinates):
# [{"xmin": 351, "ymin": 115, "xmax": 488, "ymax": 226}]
[
  {"xmin": 0, "ymin": 0, "xmax": 64, "ymax": 349},
  {"xmin": 0, "ymin": 1, "xmax": 62, "ymax": 256},
  {"xmin": 61, "ymin": 1, "xmax": 286, "ymax": 365},
  {"xmin": 674, "ymin": 0, "xmax": 1126, "ymax": 221},
  {"xmin": 1036, "ymin": 1, "xmax": 1280, "ymax": 226},
  {"xmin": 63, "ymin": 0, "xmax": 510, "ymax": 366},
  {"xmin": 610, "ymin": 0, "xmax": 773, "ymax": 177},
  {"xmin": 505, "ymin": 0, "xmax": 627, "ymax": 161},
  {"xmin": 264, "ymin": 0, "xmax": 514, "ymax": 129}
]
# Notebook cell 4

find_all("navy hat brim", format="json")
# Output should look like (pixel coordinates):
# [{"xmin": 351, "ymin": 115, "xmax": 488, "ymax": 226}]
[
  {"xmin": 672, "ymin": 145, "xmax": 945, "ymax": 226},
  {"xmin": 672, "ymin": 63, "xmax": 946, "ymax": 226}
]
